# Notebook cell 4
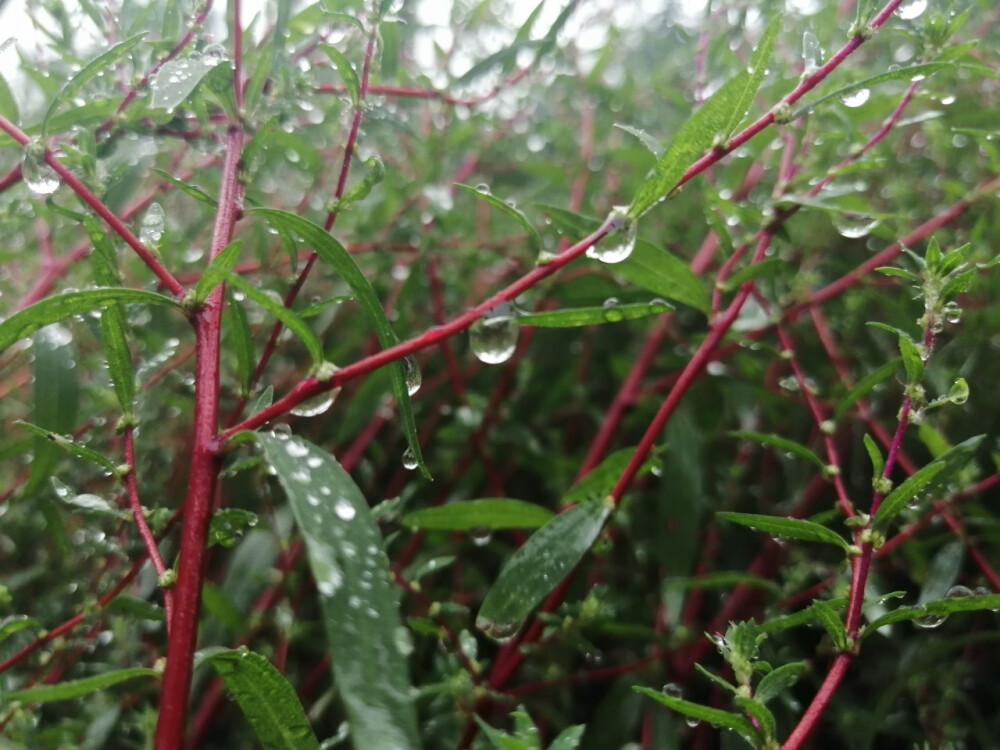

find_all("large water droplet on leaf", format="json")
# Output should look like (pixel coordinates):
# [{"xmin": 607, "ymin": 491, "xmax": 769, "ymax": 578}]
[
  {"xmin": 840, "ymin": 88, "xmax": 870, "ymax": 108},
  {"xmin": 913, "ymin": 609, "xmax": 946, "ymax": 628},
  {"xmin": 334, "ymin": 499, "xmax": 356, "ymax": 521},
  {"xmin": 469, "ymin": 526, "xmax": 493, "ymax": 547},
  {"xmin": 833, "ymin": 213, "xmax": 879, "ymax": 239},
  {"xmin": 898, "ymin": 0, "xmax": 927, "ymax": 20},
  {"xmin": 469, "ymin": 304, "xmax": 518, "ymax": 364},
  {"xmin": 291, "ymin": 387, "xmax": 339, "ymax": 418},
  {"xmin": 22, "ymin": 150, "xmax": 59, "ymax": 195},
  {"xmin": 587, "ymin": 208, "xmax": 636, "ymax": 264},
  {"xmin": 140, "ymin": 203, "xmax": 165, "ymax": 247}
]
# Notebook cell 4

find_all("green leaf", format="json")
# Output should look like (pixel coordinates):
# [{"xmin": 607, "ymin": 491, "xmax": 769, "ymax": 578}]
[
  {"xmin": 864, "ymin": 593, "xmax": 1000, "ymax": 635},
  {"xmin": 258, "ymin": 434, "xmax": 419, "ymax": 749},
  {"xmin": 0, "ymin": 615, "xmax": 41, "ymax": 645},
  {"xmin": 834, "ymin": 358, "xmax": 900, "ymax": 421},
  {"xmin": 810, "ymin": 599, "xmax": 849, "ymax": 651},
  {"xmin": 28, "ymin": 326, "xmax": 80, "ymax": 490},
  {"xmin": 0, "ymin": 289, "xmax": 181, "ymax": 356},
  {"xmin": 694, "ymin": 663, "xmax": 738, "ymax": 694},
  {"xmin": 16, "ymin": 422, "xmax": 119, "ymax": 476},
  {"xmin": 734, "ymin": 696, "xmax": 776, "ymax": 744},
  {"xmin": 790, "ymin": 62, "xmax": 952, "ymax": 120},
  {"xmin": 196, "ymin": 241, "xmax": 244, "ymax": 303},
  {"xmin": 402, "ymin": 499, "xmax": 554, "ymax": 530},
  {"xmin": 202, "ymin": 648, "xmax": 320, "ymax": 750},
  {"xmin": 634, "ymin": 687, "xmax": 761, "ymax": 744},
  {"xmin": 662, "ymin": 571, "xmax": 780, "ymax": 594},
  {"xmin": 42, "ymin": 33, "xmax": 147, "ymax": 137},
  {"xmin": 540, "ymin": 205, "xmax": 709, "ymax": 313},
  {"xmin": 862, "ymin": 433, "xmax": 884, "ymax": 484},
  {"xmin": 476, "ymin": 499, "xmax": 612, "ymax": 642},
  {"xmin": 729, "ymin": 431, "xmax": 825, "ymax": 471},
  {"xmin": 0, "ymin": 71, "xmax": 20, "ymax": 125},
  {"xmin": 152, "ymin": 168, "xmax": 218, "ymax": 207},
  {"xmin": 250, "ymin": 209, "xmax": 430, "ymax": 479},
  {"xmin": 517, "ymin": 301, "xmax": 672, "ymax": 327},
  {"xmin": 205, "ymin": 269, "xmax": 323, "ymax": 365},
  {"xmin": 548, "ymin": 724, "xmax": 585, "ymax": 750},
  {"xmin": 227, "ymin": 289, "xmax": 255, "ymax": 398},
  {"xmin": 898, "ymin": 335, "xmax": 924, "ymax": 383},
  {"xmin": 717, "ymin": 512, "xmax": 850, "ymax": 551},
  {"xmin": 4, "ymin": 668, "xmax": 159, "ymax": 703},
  {"xmin": 754, "ymin": 661, "xmax": 806, "ymax": 705},
  {"xmin": 721, "ymin": 15, "xmax": 781, "ymax": 138},
  {"xmin": 563, "ymin": 447, "xmax": 645, "ymax": 505},
  {"xmin": 456, "ymin": 183, "xmax": 542, "ymax": 252},
  {"xmin": 150, "ymin": 51, "xmax": 229, "ymax": 112},
  {"xmin": 719, "ymin": 257, "xmax": 784, "ymax": 292},
  {"xmin": 319, "ymin": 44, "xmax": 361, "ymax": 108},
  {"xmin": 50, "ymin": 478, "xmax": 127, "ymax": 519},
  {"xmin": 208, "ymin": 509, "xmax": 259, "ymax": 548},
  {"xmin": 86, "ymin": 218, "xmax": 135, "ymax": 415},
  {"xmin": 614, "ymin": 123, "xmax": 664, "ymax": 158}
]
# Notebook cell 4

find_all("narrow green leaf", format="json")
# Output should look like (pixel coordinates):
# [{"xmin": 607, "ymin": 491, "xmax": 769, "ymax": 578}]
[
  {"xmin": 875, "ymin": 266, "xmax": 919, "ymax": 281},
  {"xmin": 319, "ymin": 44, "xmax": 361, "ymax": 107},
  {"xmin": 0, "ymin": 615, "xmax": 41, "ymax": 645},
  {"xmin": 4, "ymin": 668, "xmax": 158, "ymax": 703},
  {"xmin": 251, "ymin": 209, "xmax": 429, "ymax": 479},
  {"xmin": 834, "ymin": 358, "xmax": 900, "ymax": 420},
  {"xmin": 28, "ymin": 326, "xmax": 80, "ymax": 490},
  {"xmin": 456, "ymin": 183, "xmax": 542, "ymax": 252},
  {"xmin": 206, "ymin": 269, "xmax": 323, "ymax": 365},
  {"xmin": 0, "ymin": 289, "xmax": 181, "ymax": 356},
  {"xmin": 717, "ymin": 512, "xmax": 850, "ymax": 551},
  {"xmin": 402, "ymin": 499, "xmax": 554, "ymax": 531},
  {"xmin": 759, "ymin": 598, "xmax": 848, "ymax": 635},
  {"xmin": 548, "ymin": 724, "xmax": 586, "ymax": 750},
  {"xmin": 203, "ymin": 648, "xmax": 320, "ymax": 750},
  {"xmin": 791, "ymin": 62, "xmax": 952, "ymax": 120},
  {"xmin": 634, "ymin": 687, "xmax": 761, "ymax": 743},
  {"xmin": 862, "ymin": 433, "xmax": 884, "ymax": 483},
  {"xmin": 150, "ymin": 51, "xmax": 228, "ymax": 112},
  {"xmin": 754, "ymin": 662, "xmax": 805, "ymax": 705},
  {"xmin": 517, "ymin": 301, "xmax": 672, "ymax": 328},
  {"xmin": 810, "ymin": 599, "xmax": 849, "ymax": 651},
  {"xmin": 196, "ymin": 241, "xmax": 243, "ymax": 303},
  {"xmin": 898, "ymin": 335, "xmax": 924, "ymax": 383},
  {"xmin": 694, "ymin": 663, "xmax": 738, "ymax": 694},
  {"xmin": 719, "ymin": 257, "xmax": 784, "ymax": 291},
  {"xmin": 873, "ymin": 462, "xmax": 945, "ymax": 532},
  {"xmin": 43, "ymin": 33, "xmax": 147, "ymax": 137},
  {"xmin": 721, "ymin": 15, "xmax": 781, "ymax": 137},
  {"xmin": 563, "ymin": 447, "xmax": 644, "ymax": 505},
  {"xmin": 50, "ymin": 478, "xmax": 127, "ymax": 519},
  {"xmin": 227, "ymin": 289, "xmax": 255, "ymax": 397},
  {"xmin": 662, "ymin": 571, "xmax": 780, "ymax": 594},
  {"xmin": 16, "ymin": 422, "xmax": 119, "ymax": 476},
  {"xmin": 614, "ymin": 123, "xmax": 664, "ymax": 158},
  {"xmin": 152, "ymin": 168, "xmax": 218, "ymax": 207},
  {"xmin": 476, "ymin": 500, "xmax": 612, "ymax": 642},
  {"xmin": 729, "ymin": 431, "xmax": 825, "ymax": 471},
  {"xmin": 540, "ymin": 205, "xmax": 709, "ymax": 312},
  {"xmin": 259, "ymin": 434, "xmax": 419, "ymax": 749},
  {"xmin": 864, "ymin": 593, "xmax": 1000, "ymax": 635},
  {"xmin": 734, "ymin": 696, "xmax": 776, "ymax": 744}
]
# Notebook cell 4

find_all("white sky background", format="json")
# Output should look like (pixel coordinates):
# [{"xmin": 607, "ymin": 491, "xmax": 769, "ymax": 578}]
[{"xmin": 0, "ymin": 0, "xmax": 716, "ymax": 83}]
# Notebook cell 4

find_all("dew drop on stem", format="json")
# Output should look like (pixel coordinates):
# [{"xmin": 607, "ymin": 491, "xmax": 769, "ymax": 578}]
[
  {"xmin": 469, "ymin": 303, "xmax": 518, "ymax": 364},
  {"xmin": 22, "ymin": 150, "xmax": 60, "ymax": 195},
  {"xmin": 587, "ymin": 206, "xmax": 636, "ymax": 264}
]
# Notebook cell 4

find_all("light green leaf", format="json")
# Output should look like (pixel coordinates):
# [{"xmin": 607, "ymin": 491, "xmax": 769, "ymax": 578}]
[
  {"xmin": 717, "ymin": 512, "xmax": 850, "ymax": 551},
  {"xmin": 614, "ymin": 123, "xmax": 664, "ymax": 158},
  {"xmin": 250, "ymin": 209, "xmax": 429, "ymax": 479},
  {"xmin": 719, "ymin": 257, "xmax": 784, "ymax": 292},
  {"xmin": 456, "ymin": 183, "xmax": 542, "ymax": 252},
  {"xmin": 227, "ymin": 289, "xmax": 255, "ymax": 398},
  {"xmin": 16, "ymin": 422, "xmax": 119, "ymax": 476},
  {"xmin": 152, "ymin": 168, "xmax": 218, "ymax": 207},
  {"xmin": 43, "ymin": 33, "xmax": 147, "ymax": 137},
  {"xmin": 402, "ymin": 499, "xmax": 554, "ymax": 530},
  {"xmin": 898, "ymin": 335, "xmax": 924, "ymax": 383},
  {"xmin": 810, "ymin": 599, "xmax": 849, "ymax": 651},
  {"xmin": 319, "ymin": 44, "xmax": 360, "ymax": 107},
  {"xmin": 0, "ymin": 615, "xmax": 41, "ymax": 646},
  {"xmin": 258, "ymin": 434, "xmax": 419, "ymax": 749},
  {"xmin": 754, "ymin": 662, "xmax": 806, "ymax": 705},
  {"xmin": 721, "ymin": 15, "xmax": 781, "ymax": 137},
  {"xmin": 150, "ymin": 51, "xmax": 229, "ymax": 112},
  {"xmin": 196, "ymin": 241, "xmax": 244, "ymax": 303},
  {"xmin": 834, "ymin": 358, "xmax": 899, "ymax": 421},
  {"xmin": 4, "ymin": 668, "xmax": 158, "ymax": 703},
  {"xmin": 863, "ymin": 433, "xmax": 884, "ymax": 484},
  {"xmin": 476, "ymin": 499, "xmax": 612, "ymax": 642},
  {"xmin": 517, "ymin": 300, "xmax": 672, "ymax": 327},
  {"xmin": 539, "ymin": 205, "xmax": 709, "ymax": 312},
  {"xmin": 0, "ymin": 289, "xmax": 181, "ymax": 356},
  {"xmin": 634, "ymin": 687, "xmax": 761, "ymax": 744},
  {"xmin": 203, "ymin": 648, "xmax": 320, "ymax": 750}
]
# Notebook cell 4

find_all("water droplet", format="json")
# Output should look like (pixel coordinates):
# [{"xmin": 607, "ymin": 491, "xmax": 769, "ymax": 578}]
[
  {"xmin": 202, "ymin": 43, "xmax": 229, "ymax": 64},
  {"xmin": 403, "ymin": 356, "xmax": 421, "ymax": 396},
  {"xmin": 801, "ymin": 31, "xmax": 822, "ymax": 75},
  {"xmin": 947, "ymin": 585, "xmax": 973, "ymax": 599},
  {"xmin": 394, "ymin": 626, "xmax": 414, "ymax": 656},
  {"xmin": 685, "ymin": 716, "xmax": 701, "ymax": 728},
  {"xmin": 833, "ymin": 213, "xmax": 880, "ymax": 239},
  {"xmin": 898, "ymin": 0, "xmax": 927, "ymax": 20},
  {"xmin": 285, "ymin": 440, "xmax": 310, "ymax": 458},
  {"xmin": 474, "ymin": 183, "xmax": 491, "ymax": 193},
  {"xmin": 290, "ymin": 387, "xmax": 339, "ymax": 418},
  {"xmin": 140, "ymin": 203, "xmax": 165, "ymax": 247},
  {"xmin": 840, "ymin": 88, "xmax": 871, "ymax": 108},
  {"xmin": 271, "ymin": 423, "xmax": 292, "ymax": 438},
  {"xmin": 469, "ymin": 303, "xmax": 518, "ymax": 364},
  {"xmin": 943, "ymin": 301, "xmax": 962, "ymax": 324},
  {"xmin": 469, "ymin": 526, "xmax": 493, "ymax": 547},
  {"xmin": 587, "ymin": 209, "xmax": 636, "ymax": 264},
  {"xmin": 661, "ymin": 682, "xmax": 683, "ymax": 699},
  {"xmin": 22, "ymin": 150, "xmax": 59, "ymax": 195},
  {"xmin": 334, "ymin": 499, "xmax": 356, "ymax": 520},
  {"xmin": 913, "ymin": 608, "xmax": 947, "ymax": 628},
  {"xmin": 401, "ymin": 447, "xmax": 418, "ymax": 471}
]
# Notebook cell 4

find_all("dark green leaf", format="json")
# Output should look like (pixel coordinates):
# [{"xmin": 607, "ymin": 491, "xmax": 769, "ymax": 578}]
[
  {"xmin": 719, "ymin": 257, "xmax": 784, "ymax": 291},
  {"xmin": 734, "ymin": 696, "xmax": 776, "ymax": 743},
  {"xmin": 662, "ymin": 571, "xmax": 780, "ymax": 594},
  {"xmin": 476, "ymin": 499, "xmax": 612, "ymax": 641},
  {"xmin": 402, "ymin": 499, "xmax": 554, "ymax": 530},
  {"xmin": 208, "ymin": 509, "xmax": 259, "ymax": 548},
  {"xmin": 634, "ymin": 687, "xmax": 761, "ymax": 743},
  {"xmin": 810, "ymin": 599, "xmax": 849, "ymax": 651},
  {"xmin": 563, "ymin": 447, "xmax": 643, "ymax": 505},
  {"xmin": 898, "ymin": 335, "xmax": 924, "ymax": 383},
  {"xmin": 754, "ymin": 662, "xmax": 806, "ymax": 705},
  {"xmin": 4, "ymin": 668, "xmax": 158, "ymax": 703},
  {"xmin": 259, "ymin": 434, "xmax": 419, "ymax": 749},
  {"xmin": 517, "ymin": 301, "xmax": 672, "ymax": 327},
  {"xmin": 834, "ymin": 359, "xmax": 900, "ymax": 421},
  {"xmin": 0, "ymin": 615, "xmax": 41, "ymax": 645},
  {"xmin": 862, "ymin": 433, "xmax": 884, "ymax": 483},
  {"xmin": 0, "ymin": 289, "xmax": 181, "ymax": 356},
  {"xmin": 864, "ymin": 594, "xmax": 1000, "ymax": 634},
  {"xmin": 456, "ymin": 183, "xmax": 542, "ymax": 252},
  {"xmin": 17, "ymin": 422, "xmax": 119, "ymax": 476},
  {"xmin": 152, "ymin": 168, "xmax": 218, "ymax": 207},
  {"xmin": 717, "ymin": 512, "xmax": 850, "ymax": 551},
  {"xmin": 729, "ymin": 430, "xmax": 826, "ymax": 470},
  {"xmin": 28, "ymin": 326, "xmax": 80, "ymax": 490},
  {"xmin": 203, "ymin": 648, "xmax": 320, "ymax": 750},
  {"xmin": 250, "ymin": 209, "xmax": 429, "ymax": 479},
  {"xmin": 196, "ymin": 241, "xmax": 243, "ymax": 303}
]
